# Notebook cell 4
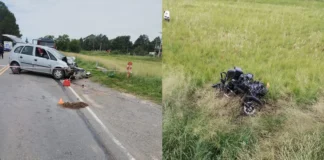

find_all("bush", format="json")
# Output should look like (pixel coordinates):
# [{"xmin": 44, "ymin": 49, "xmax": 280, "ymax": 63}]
[
  {"xmin": 69, "ymin": 39, "xmax": 81, "ymax": 53},
  {"xmin": 134, "ymin": 46, "xmax": 148, "ymax": 56}
]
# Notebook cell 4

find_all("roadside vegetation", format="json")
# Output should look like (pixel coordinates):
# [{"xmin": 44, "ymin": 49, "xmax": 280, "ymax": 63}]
[
  {"xmin": 64, "ymin": 51, "xmax": 161, "ymax": 77},
  {"xmin": 163, "ymin": 0, "xmax": 324, "ymax": 159},
  {"xmin": 45, "ymin": 26, "xmax": 163, "ymax": 104},
  {"xmin": 0, "ymin": 1, "xmax": 22, "ymax": 42},
  {"xmin": 42, "ymin": 33, "xmax": 162, "ymax": 56},
  {"xmin": 63, "ymin": 51, "xmax": 162, "ymax": 104}
]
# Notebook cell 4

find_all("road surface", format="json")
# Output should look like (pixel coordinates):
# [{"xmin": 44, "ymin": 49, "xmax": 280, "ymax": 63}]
[{"xmin": 0, "ymin": 52, "xmax": 162, "ymax": 160}]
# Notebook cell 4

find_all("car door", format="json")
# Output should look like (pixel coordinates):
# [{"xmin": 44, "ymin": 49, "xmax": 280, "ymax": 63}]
[
  {"xmin": 46, "ymin": 49, "xmax": 60, "ymax": 71},
  {"xmin": 19, "ymin": 46, "xmax": 35, "ymax": 71},
  {"xmin": 34, "ymin": 47, "xmax": 51, "ymax": 74}
]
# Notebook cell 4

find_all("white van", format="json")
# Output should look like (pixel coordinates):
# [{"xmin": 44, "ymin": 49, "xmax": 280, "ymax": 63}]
[{"xmin": 4, "ymin": 41, "xmax": 13, "ymax": 51}]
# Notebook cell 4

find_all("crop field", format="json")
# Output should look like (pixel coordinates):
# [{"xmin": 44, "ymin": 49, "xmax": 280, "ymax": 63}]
[{"xmin": 163, "ymin": 0, "xmax": 324, "ymax": 159}]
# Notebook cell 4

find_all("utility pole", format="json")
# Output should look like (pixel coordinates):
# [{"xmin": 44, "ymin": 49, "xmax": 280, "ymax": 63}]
[
  {"xmin": 92, "ymin": 39, "xmax": 94, "ymax": 51},
  {"xmin": 158, "ymin": 32, "xmax": 162, "ymax": 57},
  {"xmin": 155, "ymin": 40, "xmax": 158, "ymax": 57},
  {"xmin": 158, "ymin": 42, "xmax": 162, "ymax": 57}
]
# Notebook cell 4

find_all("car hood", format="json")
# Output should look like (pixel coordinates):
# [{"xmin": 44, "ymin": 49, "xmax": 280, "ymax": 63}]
[
  {"xmin": 2, "ymin": 34, "xmax": 25, "ymax": 44},
  {"xmin": 62, "ymin": 56, "xmax": 77, "ymax": 67}
]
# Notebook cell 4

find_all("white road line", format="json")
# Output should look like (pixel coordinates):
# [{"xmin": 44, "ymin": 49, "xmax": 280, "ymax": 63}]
[{"xmin": 68, "ymin": 85, "xmax": 136, "ymax": 160}]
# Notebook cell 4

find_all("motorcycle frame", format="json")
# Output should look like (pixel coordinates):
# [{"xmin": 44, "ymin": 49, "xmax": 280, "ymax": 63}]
[{"xmin": 214, "ymin": 70, "xmax": 263, "ymax": 104}]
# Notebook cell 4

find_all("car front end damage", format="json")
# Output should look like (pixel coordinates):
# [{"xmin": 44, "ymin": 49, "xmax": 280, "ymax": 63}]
[{"xmin": 63, "ymin": 57, "xmax": 91, "ymax": 79}]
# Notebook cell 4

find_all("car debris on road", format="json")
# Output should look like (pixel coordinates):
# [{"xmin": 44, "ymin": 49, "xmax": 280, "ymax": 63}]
[{"xmin": 61, "ymin": 102, "xmax": 89, "ymax": 109}]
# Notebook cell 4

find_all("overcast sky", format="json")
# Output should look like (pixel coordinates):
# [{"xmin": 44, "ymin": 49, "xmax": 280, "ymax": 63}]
[{"xmin": 2, "ymin": 0, "xmax": 162, "ymax": 42}]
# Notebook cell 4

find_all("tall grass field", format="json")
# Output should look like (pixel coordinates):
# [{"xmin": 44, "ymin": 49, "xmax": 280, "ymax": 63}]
[
  {"xmin": 63, "ymin": 51, "xmax": 162, "ymax": 103},
  {"xmin": 163, "ymin": 0, "xmax": 324, "ymax": 159}
]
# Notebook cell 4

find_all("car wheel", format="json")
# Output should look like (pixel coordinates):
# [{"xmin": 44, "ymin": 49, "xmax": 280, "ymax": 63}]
[
  {"xmin": 53, "ymin": 68, "xmax": 64, "ymax": 80},
  {"xmin": 10, "ymin": 62, "xmax": 21, "ymax": 74}
]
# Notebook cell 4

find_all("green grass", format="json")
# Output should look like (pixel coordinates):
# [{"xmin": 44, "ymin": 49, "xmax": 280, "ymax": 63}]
[
  {"xmin": 163, "ymin": 0, "xmax": 324, "ymax": 104},
  {"xmin": 62, "ymin": 51, "xmax": 162, "ymax": 104},
  {"xmin": 163, "ymin": 0, "xmax": 324, "ymax": 159},
  {"xmin": 79, "ymin": 50, "xmax": 162, "ymax": 62},
  {"xmin": 64, "ymin": 51, "xmax": 162, "ymax": 77}
]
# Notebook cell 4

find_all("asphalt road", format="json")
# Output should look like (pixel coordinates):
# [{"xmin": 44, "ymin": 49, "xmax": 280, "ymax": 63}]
[{"xmin": 0, "ymin": 52, "xmax": 162, "ymax": 160}]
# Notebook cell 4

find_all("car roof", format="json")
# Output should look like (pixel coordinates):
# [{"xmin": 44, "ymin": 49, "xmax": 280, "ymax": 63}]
[{"xmin": 15, "ymin": 43, "xmax": 51, "ymax": 49}]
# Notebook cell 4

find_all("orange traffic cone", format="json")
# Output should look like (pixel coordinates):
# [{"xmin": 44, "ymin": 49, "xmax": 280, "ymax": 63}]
[
  {"xmin": 58, "ymin": 98, "xmax": 64, "ymax": 105},
  {"xmin": 63, "ymin": 79, "xmax": 71, "ymax": 87}
]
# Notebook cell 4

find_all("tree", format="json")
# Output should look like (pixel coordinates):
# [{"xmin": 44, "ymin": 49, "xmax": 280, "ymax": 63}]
[
  {"xmin": 79, "ymin": 38, "xmax": 84, "ymax": 49},
  {"xmin": 69, "ymin": 39, "xmax": 81, "ymax": 53},
  {"xmin": 96, "ymin": 34, "xmax": 110, "ymax": 51},
  {"xmin": 0, "ymin": 1, "xmax": 22, "ymax": 42},
  {"xmin": 110, "ymin": 36, "xmax": 132, "ymax": 54},
  {"xmin": 149, "ymin": 36, "xmax": 161, "ymax": 52},
  {"xmin": 82, "ymin": 34, "xmax": 96, "ymax": 51},
  {"xmin": 55, "ymin": 34, "xmax": 70, "ymax": 51},
  {"xmin": 133, "ymin": 34, "xmax": 150, "ymax": 54},
  {"xmin": 133, "ymin": 46, "xmax": 146, "ymax": 56},
  {"xmin": 44, "ymin": 35, "xmax": 55, "ymax": 40},
  {"xmin": 80, "ymin": 34, "xmax": 111, "ymax": 51}
]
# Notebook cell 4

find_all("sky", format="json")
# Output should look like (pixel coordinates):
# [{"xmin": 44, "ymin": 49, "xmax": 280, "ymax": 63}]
[{"xmin": 2, "ymin": 0, "xmax": 162, "ymax": 42}]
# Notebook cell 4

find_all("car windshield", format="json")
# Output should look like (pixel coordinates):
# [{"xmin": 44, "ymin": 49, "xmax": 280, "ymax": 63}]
[{"xmin": 47, "ymin": 48, "xmax": 65, "ymax": 59}]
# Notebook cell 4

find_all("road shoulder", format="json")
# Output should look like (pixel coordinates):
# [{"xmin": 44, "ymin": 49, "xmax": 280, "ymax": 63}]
[{"xmin": 70, "ymin": 78, "xmax": 162, "ymax": 160}]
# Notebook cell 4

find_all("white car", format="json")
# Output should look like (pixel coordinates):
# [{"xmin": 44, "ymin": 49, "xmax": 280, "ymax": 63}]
[{"xmin": 4, "ymin": 34, "xmax": 81, "ymax": 79}]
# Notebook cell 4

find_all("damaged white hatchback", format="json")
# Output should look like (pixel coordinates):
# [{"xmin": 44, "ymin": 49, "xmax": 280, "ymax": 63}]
[{"xmin": 4, "ymin": 34, "xmax": 90, "ymax": 80}]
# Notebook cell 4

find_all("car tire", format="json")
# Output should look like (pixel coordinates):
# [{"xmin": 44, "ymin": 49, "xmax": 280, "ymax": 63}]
[
  {"xmin": 52, "ymin": 68, "xmax": 65, "ymax": 80},
  {"xmin": 10, "ymin": 62, "xmax": 21, "ymax": 74}
]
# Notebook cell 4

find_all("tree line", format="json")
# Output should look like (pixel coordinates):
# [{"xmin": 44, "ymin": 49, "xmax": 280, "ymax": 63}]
[
  {"xmin": 0, "ymin": 1, "xmax": 162, "ymax": 56},
  {"xmin": 0, "ymin": 1, "xmax": 22, "ymax": 43},
  {"xmin": 41, "ymin": 34, "xmax": 161, "ymax": 56}
]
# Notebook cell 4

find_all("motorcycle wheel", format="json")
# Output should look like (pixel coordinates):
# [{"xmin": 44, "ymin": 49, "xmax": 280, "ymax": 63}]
[
  {"xmin": 243, "ymin": 101, "xmax": 257, "ymax": 115},
  {"xmin": 242, "ymin": 96, "xmax": 262, "ymax": 115}
]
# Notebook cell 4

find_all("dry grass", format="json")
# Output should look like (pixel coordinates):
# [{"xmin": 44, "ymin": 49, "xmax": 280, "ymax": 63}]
[
  {"xmin": 164, "ymin": 70, "xmax": 324, "ymax": 159},
  {"xmin": 239, "ymin": 104, "xmax": 324, "ymax": 160}
]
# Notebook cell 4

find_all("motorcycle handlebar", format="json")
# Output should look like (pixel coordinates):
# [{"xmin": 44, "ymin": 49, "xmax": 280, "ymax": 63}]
[{"xmin": 220, "ymin": 72, "xmax": 227, "ymax": 81}]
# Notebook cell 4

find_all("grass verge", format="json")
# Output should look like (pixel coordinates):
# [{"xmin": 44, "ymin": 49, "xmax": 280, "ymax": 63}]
[
  {"xmin": 63, "ymin": 52, "xmax": 162, "ymax": 104},
  {"xmin": 63, "ymin": 51, "xmax": 162, "ymax": 77}
]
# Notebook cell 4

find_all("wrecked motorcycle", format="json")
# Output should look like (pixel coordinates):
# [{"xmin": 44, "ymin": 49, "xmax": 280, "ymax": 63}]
[{"xmin": 212, "ymin": 67, "xmax": 268, "ymax": 115}]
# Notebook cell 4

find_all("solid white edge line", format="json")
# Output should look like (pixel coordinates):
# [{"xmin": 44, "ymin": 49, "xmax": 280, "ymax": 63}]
[{"xmin": 67, "ymin": 85, "xmax": 136, "ymax": 160}]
